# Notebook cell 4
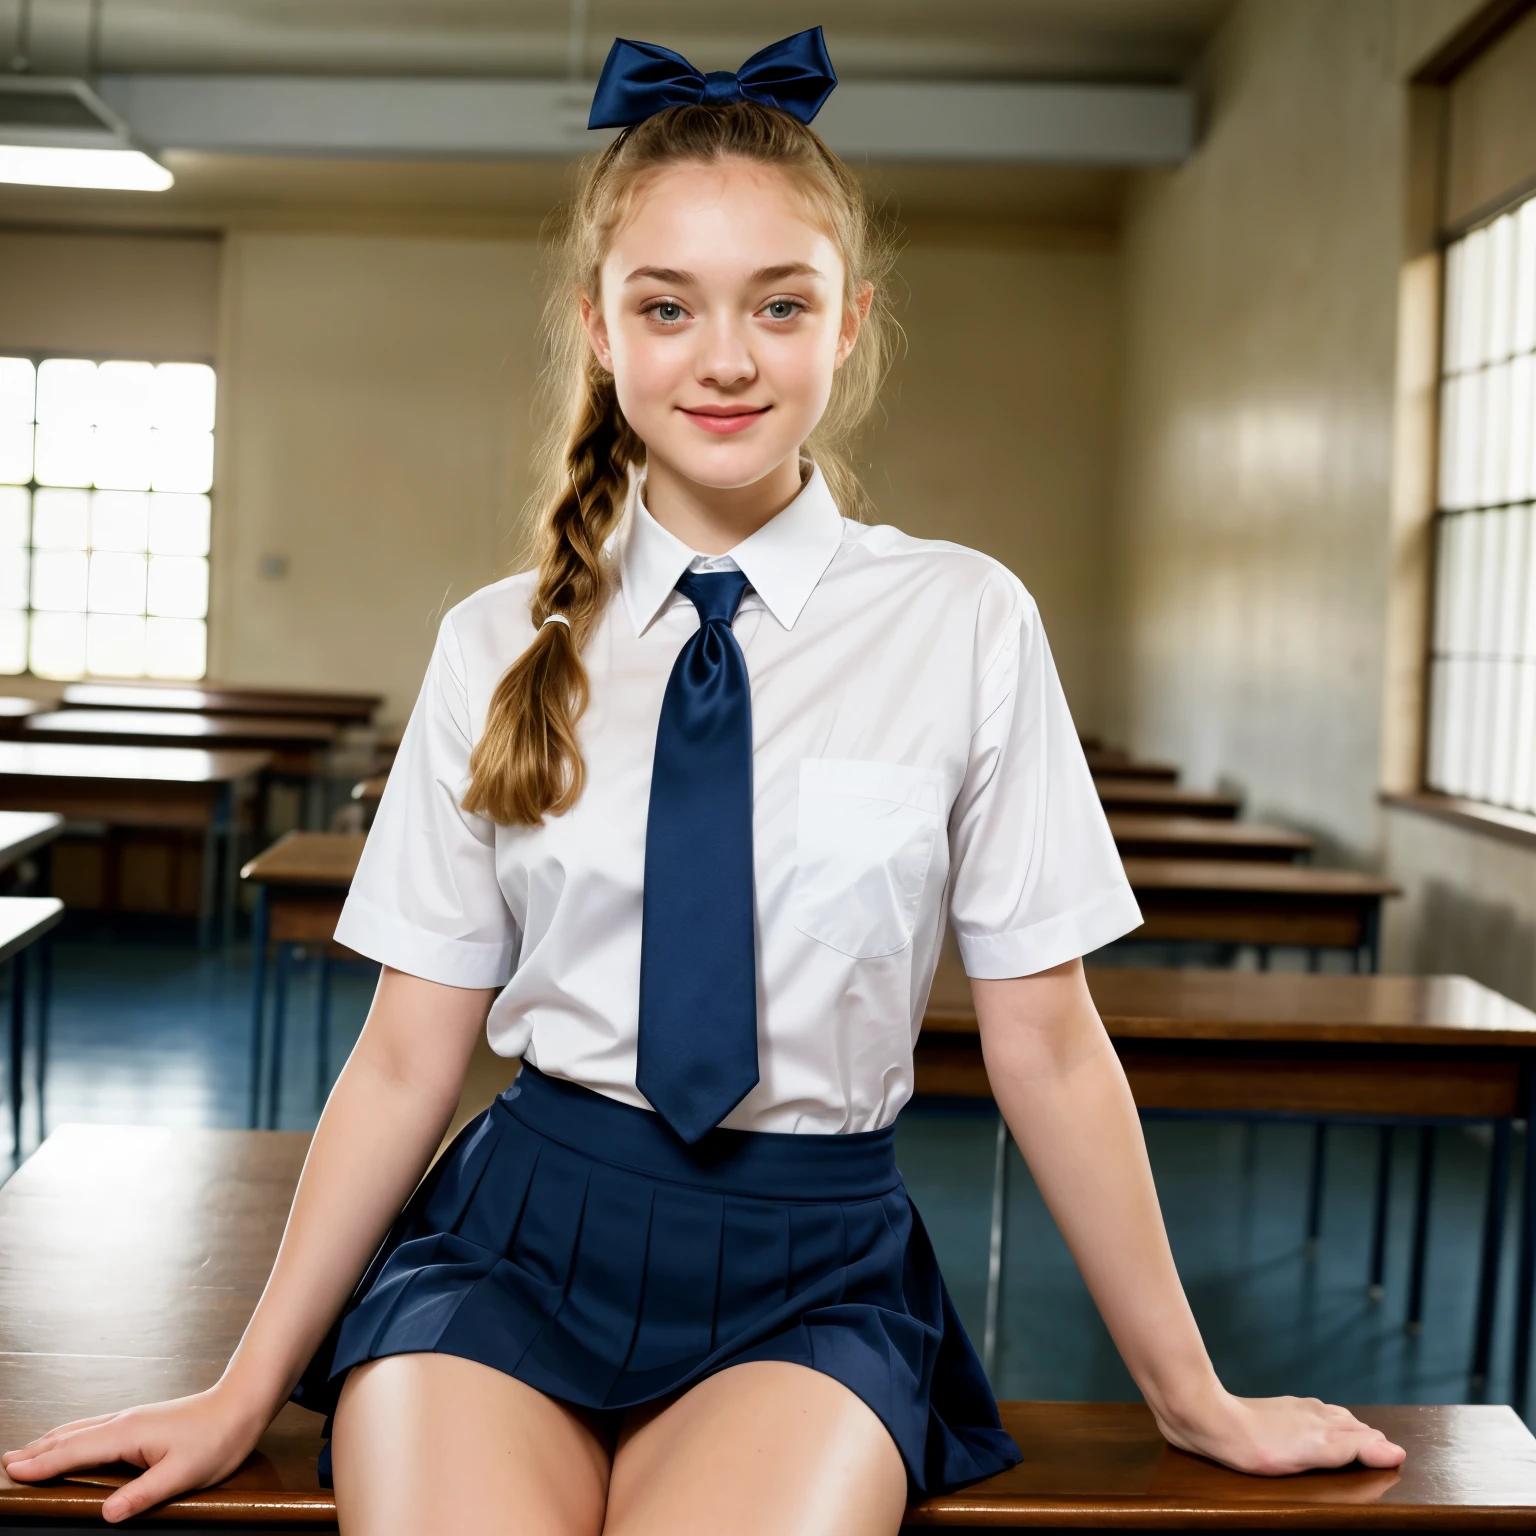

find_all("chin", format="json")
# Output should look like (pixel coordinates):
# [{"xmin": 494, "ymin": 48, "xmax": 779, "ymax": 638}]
[{"xmin": 656, "ymin": 432, "xmax": 806, "ymax": 492}]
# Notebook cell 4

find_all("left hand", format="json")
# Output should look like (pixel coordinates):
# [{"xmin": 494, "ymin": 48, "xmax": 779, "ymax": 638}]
[{"xmin": 1153, "ymin": 1389, "xmax": 1406, "ymax": 1476}]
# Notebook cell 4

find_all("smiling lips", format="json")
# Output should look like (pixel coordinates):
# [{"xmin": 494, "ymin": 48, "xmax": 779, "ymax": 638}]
[{"xmin": 680, "ymin": 404, "xmax": 770, "ymax": 435}]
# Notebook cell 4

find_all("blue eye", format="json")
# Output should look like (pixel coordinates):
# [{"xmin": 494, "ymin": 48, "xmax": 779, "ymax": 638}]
[
  {"xmin": 765, "ymin": 300, "xmax": 799, "ymax": 320},
  {"xmin": 652, "ymin": 301, "xmax": 684, "ymax": 323}
]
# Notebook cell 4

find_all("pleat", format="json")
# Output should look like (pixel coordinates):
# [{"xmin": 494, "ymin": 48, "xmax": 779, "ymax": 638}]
[
  {"xmin": 622, "ymin": 1185, "xmax": 723, "ymax": 1380},
  {"xmin": 415, "ymin": 1104, "xmax": 504, "ymax": 1234},
  {"xmin": 454, "ymin": 1107, "xmax": 540, "ymax": 1254},
  {"xmin": 712, "ymin": 1197, "xmax": 790, "ymax": 1345}
]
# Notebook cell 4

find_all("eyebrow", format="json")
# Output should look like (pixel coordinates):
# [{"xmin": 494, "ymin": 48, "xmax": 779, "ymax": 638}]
[{"xmin": 623, "ymin": 262, "xmax": 827, "ymax": 285}]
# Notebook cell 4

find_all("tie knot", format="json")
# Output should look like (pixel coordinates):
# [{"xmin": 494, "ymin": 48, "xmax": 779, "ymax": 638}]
[{"xmin": 677, "ymin": 568, "xmax": 750, "ymax": 626}]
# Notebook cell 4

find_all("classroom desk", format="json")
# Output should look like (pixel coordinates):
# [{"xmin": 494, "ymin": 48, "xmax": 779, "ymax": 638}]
[
  {"xmin": 351, "ymin": 772, "xmax": 387, "ymax": 810},
  {"xmin": 1122, "ymin": 858, "xmax": 1400, "ymax": 967},
  {"xmin": 23, "ymin": 709, "xmax": 337, "ymax": 779},
  {"xmin": 0, "ymin": 896, "xmax": 63, "ymax": 1167},
  {"xmin": 917, "ymin": 965, "xmax": 1536, "ymax": 1409},
  {"xmin": 0, "ymin": 697, "xmax": 53, "ymax": 734},
  {"xmin": 241, "ymin": 832, "xmax": 367, "ymax": 1131},
  {"xmin": 62, "ymin": 680, "xmax": 382, "ymax": 726},
  {"xmin": 4, "ymin": 1123, "xmax": 1533, "ymax": 1532},
  {"xmin": 0, "ymin": 743, "xmax": 269, "ymax": 947},
  {"xmin": 1085, "ymin": 749, "xmax": 1180, "ymax": 780},
  {"xmin": 1109, "ymin": 813, "xmax": 1315, "ymax": 862},
  {"xmin": 1097, "ymin": 777, "xmax": 1242, "ymax": 817}
]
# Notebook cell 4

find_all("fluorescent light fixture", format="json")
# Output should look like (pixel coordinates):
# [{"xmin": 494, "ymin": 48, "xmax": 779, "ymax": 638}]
[
  {"xmin": 0, "ymin": 144, "xmax": 173, "ymax": 190},
  {"xmin": 0, "ymin": 75, "xmax": 173, "ymax": 191}
]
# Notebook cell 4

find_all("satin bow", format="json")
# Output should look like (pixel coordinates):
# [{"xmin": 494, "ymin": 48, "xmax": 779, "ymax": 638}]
[{"xmin": 587, "ymin": 27, "xmax": 838, "ymax": 130}]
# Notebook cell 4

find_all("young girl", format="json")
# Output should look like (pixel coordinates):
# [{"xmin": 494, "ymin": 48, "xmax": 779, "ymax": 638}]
[{"xmin": 3, "ymin": 30, "xmax": 1405, "ymax": 1535}]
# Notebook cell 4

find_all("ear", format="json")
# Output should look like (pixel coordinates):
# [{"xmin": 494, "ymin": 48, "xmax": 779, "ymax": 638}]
[
  {"xmin": 579, "ymin": 291, "xmax": 614, "ymax": 373},
  {"xmin": 834, "ymin": 282, "xmax": 875, "ymax": 369}
]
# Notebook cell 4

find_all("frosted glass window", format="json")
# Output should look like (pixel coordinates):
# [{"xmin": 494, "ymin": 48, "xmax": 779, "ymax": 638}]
[
  {"xmin": 0, "ymin": 354, "xmax": 213, "ymax": 678},
  {"xmin": 1432, "ymin": 187, "xmax": 1536, "ymax": 812}
]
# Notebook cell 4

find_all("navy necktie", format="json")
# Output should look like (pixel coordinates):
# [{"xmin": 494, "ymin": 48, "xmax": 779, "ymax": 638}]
[{"xmin": 637, "ymin": 569, "xmax": 758, "ymax": 1144}]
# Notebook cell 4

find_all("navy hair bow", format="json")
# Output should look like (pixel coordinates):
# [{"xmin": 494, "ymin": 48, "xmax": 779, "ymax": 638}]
[{"xmin": 587, "ymin": 27, "xmax": 838, "ymax": 130}]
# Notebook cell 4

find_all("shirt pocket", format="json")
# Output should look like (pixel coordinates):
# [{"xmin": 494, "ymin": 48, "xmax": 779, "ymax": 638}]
[{"xmin": 791, "ymin": 758, "xmax": 946, "ymax": 959}]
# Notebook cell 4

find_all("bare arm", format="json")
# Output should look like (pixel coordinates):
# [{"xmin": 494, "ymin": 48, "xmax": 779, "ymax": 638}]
[
  {"xmin": 974, "ymin": 958, "xmax": 1406, "ymax": 1476},
  {"xmin": 2, "ymin": 966, "xmax": 497, "ymax": 1523}
]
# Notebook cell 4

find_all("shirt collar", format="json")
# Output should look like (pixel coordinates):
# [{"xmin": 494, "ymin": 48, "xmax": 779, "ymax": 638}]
[{"xmin": 617, "ymin": 461, "xmax": 845, "ymax": 636}]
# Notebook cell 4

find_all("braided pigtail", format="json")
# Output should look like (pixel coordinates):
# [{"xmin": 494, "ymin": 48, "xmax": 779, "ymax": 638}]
[{"xmin": 462, "ymin": 361, "xmax": 639, "ymax": 825}]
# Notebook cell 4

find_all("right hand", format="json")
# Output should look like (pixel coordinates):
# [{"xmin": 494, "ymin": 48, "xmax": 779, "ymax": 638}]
[{"xmin": 1, "ymin": 1385, "xmax": 267, "ymax": 1525}]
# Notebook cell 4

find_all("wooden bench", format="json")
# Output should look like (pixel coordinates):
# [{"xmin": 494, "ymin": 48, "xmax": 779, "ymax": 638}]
[
  {"xmin": 918, "ymin": 962, "xmax": 1536, "ymax": 1405},
  {"xmin": 0, "ymin": 743, "xmax": 269, "ymax": 947},
  {"xmin": 1097, "ymin": 778, "xmax": 1242, "ymax": 817},
  {"xmin": 4, "ymin": 1124, "xmax": 1533, "ymax": 1531},
  {"xmin": 1109, "ymin": 813, "xmax": 1314, "ymax": 862}
]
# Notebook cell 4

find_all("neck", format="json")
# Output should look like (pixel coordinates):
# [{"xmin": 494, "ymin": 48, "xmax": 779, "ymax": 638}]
[{"xmin": 642, "ymin": 453, "xmax": 805, "ymax": 555}]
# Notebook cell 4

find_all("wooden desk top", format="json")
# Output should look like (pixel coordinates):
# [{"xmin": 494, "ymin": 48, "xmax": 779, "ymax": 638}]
[
  {"xmin": 923, "ymin": 965, "xmax": 1536, "ymax": 1049},
  {"xmin": 1087, "ymin": 755, "xmax": 1180, "ymax": 781},
  {"xmin": 1109, "ymin": 814, "xmax": 1315, "ymax": 860},
  {"xmin": 62, "ymin": 681, "xmax": 381, "ymax": 723},
  {"xmin": 351, "ymin": 773, "xmax": 387, "ymax": 804},
  {"xmin": 0, "ymin": 810, "xmax": 64, "ymax": 873},
  {"xmin": 5, "ymin": 1124, "xmax": 1533, "ymax": 1529},
  {"xmin": 25, "ymin": 709, "xmax": 336, "ymax": 750},
  {"xmin": 0, "ymin": 742, "xmax": 272, "ymax": 786},
  {"xmin": 0, "ymin": 895, "xmax": 63, "ymax": 965},
  {"xmin": 0, "ymin": 695, "xmax": 52, "ymax": 721},
  {"xmin": 1123, "ymin": 858, "xmax": 1400, "ymax": 899},
  {"xmin": 1097, "ymin": 779, "xmax": 1242, "ymax": 817},
  {"xmin": 242, "ymin": 831, "xmax": 365, "ymax": 887}
]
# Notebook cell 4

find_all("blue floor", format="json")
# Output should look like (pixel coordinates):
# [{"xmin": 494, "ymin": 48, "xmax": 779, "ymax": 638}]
[{"xmin": 6, "ymin": 936, "xmax": 1529, "ymax": 1414}]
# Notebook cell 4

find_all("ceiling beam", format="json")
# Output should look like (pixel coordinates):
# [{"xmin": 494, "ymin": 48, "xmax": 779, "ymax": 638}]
[{"xmin": 96, "ymin": 75, "xmax": 1193, "ymax": 166}]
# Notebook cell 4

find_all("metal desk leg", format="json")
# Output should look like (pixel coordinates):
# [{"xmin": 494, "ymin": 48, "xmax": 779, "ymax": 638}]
[
  {"xmin": 1512, "ymin": 1069, "xmax": 1535, "ymax": 1413},
  {"xmin": 7, "ymin": 950, "xmax": 24, "ymax": 1162},
  {"xmin": 315, "ymin": 950, "xmax": 334, "ymax": 1113},
  {"xmin": 1406, "ymin": 1126, "xmax": 1435, "ymax": 1333},
  {"xmin": 198, "ymin": 818, "xmax": 219, "ymax": 951},
  {"xmin": 1472, "ymin": 1119, "xmax": 1511, "ymax": 1389},
  {"xmin": 266, "ymin": 942, "xmax": 293, "ymax": 1131},
  {"xmin": 222, "ymin": 783, "xmax": 241, "ymax": 949},
  {"xmin": 1368, "ymin": 1126, "xmax": 1394, "ymax": 1300},
  {"xmin": 982, "ymin": 1111, "xmax": 1010, "ymax": 1383},
  {"xmin": 247, "ymin": 887, "xmax": 270, "ymax": 1130},
  {"xmin": 1306, "ymin": 1122, "xmax": 1328, "ymax": 1255}
]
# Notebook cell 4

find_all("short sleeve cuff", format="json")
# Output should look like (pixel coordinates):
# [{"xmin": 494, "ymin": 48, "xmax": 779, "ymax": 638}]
[
  {"xmin": 955, "ymin": 883, "xmax": 1144, "ymax": 979},
  {"xmin": 333, "ymin": 890, "xmax": 516, "ymax": 990}
]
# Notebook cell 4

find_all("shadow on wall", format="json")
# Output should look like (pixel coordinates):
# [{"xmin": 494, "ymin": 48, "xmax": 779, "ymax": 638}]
[{"xmin": 1412, "ymin": 880, "xmax": 1536, "ymax": 1009}]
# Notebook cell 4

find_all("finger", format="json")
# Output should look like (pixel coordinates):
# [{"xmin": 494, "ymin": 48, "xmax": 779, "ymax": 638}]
[
  {"xmin": 101, "ymin": 1459, "xmax": 190, "ymax": 1525},
  {"xmin": 1, "ymin": 1425, "xmax": 143, "ymax": 1482},
  {"xmin": 1355, "ymin": 1432, "xmax": 1407, "ymax": 1469},
  {"xmin": 4, "ymin": 1414, "xmax": 122, "ymax": 1465}
]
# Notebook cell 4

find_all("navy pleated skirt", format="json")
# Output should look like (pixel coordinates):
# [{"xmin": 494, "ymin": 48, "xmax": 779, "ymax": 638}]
[{"xmin": 290, "ymin": 1063, "xmax": 1021, "ymax": 1496}]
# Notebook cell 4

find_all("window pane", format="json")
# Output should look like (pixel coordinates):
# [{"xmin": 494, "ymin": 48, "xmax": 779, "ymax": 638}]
[
  {"xmin": 0, "ymin": 610, "xmax": 25, "ymax": 675},
  {"xmin": 1482, "ymin": 362, "xmax": 1512, "ymax": 505},
  {"xmin": 1487, "ymin": 212, "xmax": 1517, "ymax": 363},
  {"xmin": 32, "ymin": 489, "xmax": 89, "ymax": 550},
  {"xmin": 92, "ymin": 427, "xmax": 153, "ymax": 491},
  {"xmin": 36, "ymin": 359, "xmax": 97, "ymax": 426},
  {"xmin": 32, "ymin": 550, "xmax": 88, "ymax": 611},
  {"xmin": 147, "ymin": 554, "xmax": 208, "ymax": 619},
  {"xmin": 95, "ymin": 361, "xmax": 155, "ymax": 430},
  {"xmin": 29, "ymin": 610, "xmax": 86, "ymax": 678},
  {"xmin": 146, "ymin": 616, "xmax": 206, "ymax": 680},
  {"xmin": 0, "ymin": 422, "xmax": 31, "ymax": 484},
  {"xmin": 150, "ymin": 429, "xmax": 213, "ymax": 494},
  {"xmin": 148, "ymin": 493, "xmax": 209, "ymax": 556},
  {"xmin": 152, "ymin": 363, "xmax": 215, "ymax": 432},
  {"xmin": 1456, "ymin": 370, "xmax": 1484, "ymax": 510},
  {"xmin": 0, "ymin": 358, "xmax": 34, "ymax": 422},
  {"xmin": 1517, "ymin": 200, "xmax": 1536, "ymax": 356},
  {"xmin": 1460, "ymin": 226, "xmax": 1488, "ymax": 372},
  {"xmin": 86, "ymin": 613, "xmax": 146, "ymax": 677},
  {"xmin": 1511, "ymin": 355, "xmax": 1535, "ymax": 505},
  {"xmin": 0, "ymin": 549, "xmax": 28, "ymax": 610},
  {"xmin": 88, "ymin": 550, "xmax": 147, "ymax": 615},
  {"xmin": 91, "ymin": 491, "xmax": 149, "ymax": 552},
  {"xmin": 0, "ymin": 486, "xmax": 28, "ymax": 546},
  {"xmin": 33, "ymin": 424, "xmax": 94, "ymax": 487}
]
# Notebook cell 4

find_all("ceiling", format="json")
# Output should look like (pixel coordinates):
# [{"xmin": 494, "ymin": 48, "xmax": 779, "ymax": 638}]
[{"xmin": 10, "ymin": 0, "xmax": 1233, "ymax": 82}]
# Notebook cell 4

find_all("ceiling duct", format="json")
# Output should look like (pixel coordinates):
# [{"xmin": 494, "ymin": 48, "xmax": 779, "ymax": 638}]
[{"xmin": 0, "ymin": 75, "xmax": 173, "ymax": 190}]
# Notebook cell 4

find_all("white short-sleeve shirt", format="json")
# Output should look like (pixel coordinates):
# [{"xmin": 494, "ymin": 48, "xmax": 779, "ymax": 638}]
[{"xmin": 336, "ymin": 463, "xmax": 1142, "ymax": 1132}]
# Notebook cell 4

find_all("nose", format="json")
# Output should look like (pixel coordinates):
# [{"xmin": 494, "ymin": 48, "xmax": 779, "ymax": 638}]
[{"xmin": 695, "ymin": 310, "xmax": 756, "ymax": 390}]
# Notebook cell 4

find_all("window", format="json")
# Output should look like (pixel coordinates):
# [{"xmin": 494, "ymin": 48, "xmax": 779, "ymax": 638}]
[
  {"xmin": 0, "ymin": 355, "xmax": 213, "ymax": 680},
  {"xmin": 1428, "ymin": 193, "xmax": 1536, "ymax": 810}
]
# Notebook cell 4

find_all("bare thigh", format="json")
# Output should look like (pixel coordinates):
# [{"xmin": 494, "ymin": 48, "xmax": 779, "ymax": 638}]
[
  {"xmin": 603, "ymin": 1361, "xmax": 908, "ymax": 1536},
  {"xmin": 330, "ymin": 1352, "xmax": 612, "ymax": 1536}
]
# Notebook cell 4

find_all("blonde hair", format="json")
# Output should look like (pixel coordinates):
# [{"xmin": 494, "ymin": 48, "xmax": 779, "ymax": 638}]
[{"xmin": 462, "ymin": 101, "xmax": 898, "ymax": 826}]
